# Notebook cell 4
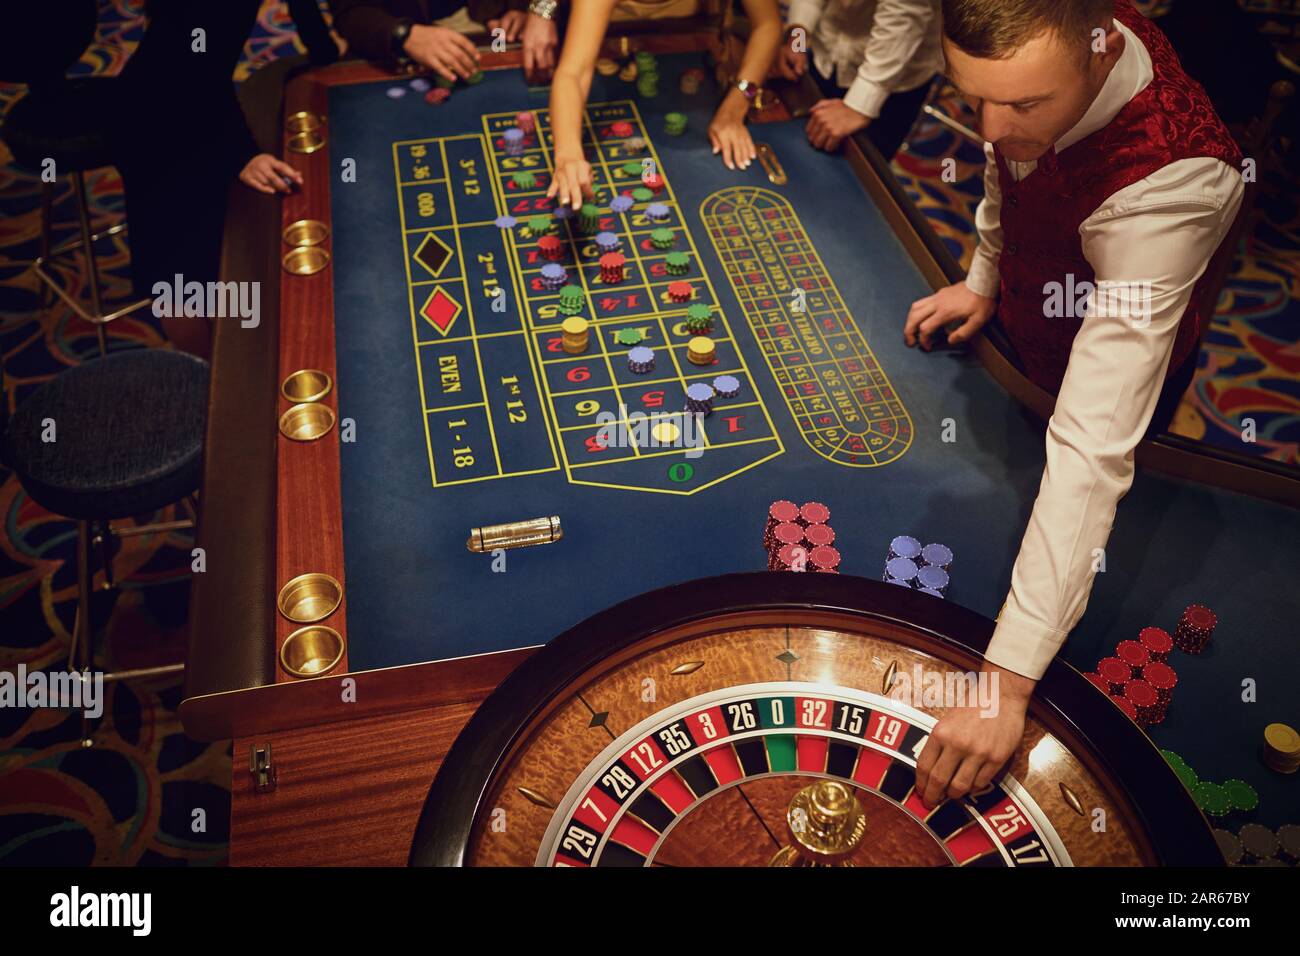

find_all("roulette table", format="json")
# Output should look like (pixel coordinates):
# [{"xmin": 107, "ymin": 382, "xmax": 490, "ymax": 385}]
[{"xmin": 184, "ymin": 29, "xmax": 1300, "ymax": 865}]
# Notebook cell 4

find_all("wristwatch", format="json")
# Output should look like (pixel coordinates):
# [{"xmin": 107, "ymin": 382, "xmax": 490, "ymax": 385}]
[
  {"xmin": 735, "ymin": 79, "xmax": 759, "ymax": 101},
  {"xmin": 389, "ymin": 17, "xmax": 414, "ymax": 58},
  {"xmin": 528, "ymin": 0, "xmax": 558, "ymax": 20}
]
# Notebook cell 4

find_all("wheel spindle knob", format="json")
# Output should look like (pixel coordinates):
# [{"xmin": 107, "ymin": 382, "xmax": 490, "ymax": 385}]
[{"xmin": 769, "ymin": 780, "xmax": 867, "ymax": 866}]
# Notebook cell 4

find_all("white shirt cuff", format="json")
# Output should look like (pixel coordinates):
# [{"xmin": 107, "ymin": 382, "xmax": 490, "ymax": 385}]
[
  {"xmin": 964, "ymin": 247, "xmax": 1001, "ymax": 299},
  {"xmin": 843, "ymin": 77, "xmax": 889, "ymax": 120},
  {"xmin": 986, "ymin": 604, "xmax": 1069, "ymax": 680},
  {"xmin": 785, "ymin": 0, "xmax": 823, "ymax": 35}
]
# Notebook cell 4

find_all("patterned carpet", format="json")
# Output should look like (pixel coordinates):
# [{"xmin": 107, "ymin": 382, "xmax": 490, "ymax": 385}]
[{"xmin": 1, "ymin": 0, "xmax": 1297, "ymax": 866}]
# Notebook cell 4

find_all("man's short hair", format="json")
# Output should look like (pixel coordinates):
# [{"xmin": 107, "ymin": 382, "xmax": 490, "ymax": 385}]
[{"xmin": 942, "ymin": 0, "xmax": 1116, "ymax": 60}]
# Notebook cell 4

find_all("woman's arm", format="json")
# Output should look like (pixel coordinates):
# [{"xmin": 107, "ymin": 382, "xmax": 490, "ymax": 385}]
[
  {"xmin": 547, "ymin": 0, "xmax": 619, "ymax": 208},
  {"xmin": 709, "ymin": 0, "xmax": 782, "ymax": 168}
]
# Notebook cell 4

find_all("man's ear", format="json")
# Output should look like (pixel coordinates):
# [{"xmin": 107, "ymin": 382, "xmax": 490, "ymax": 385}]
[{"xmin": 1089, "ymin": 24, "xmax": 1124, "ymax": 67}]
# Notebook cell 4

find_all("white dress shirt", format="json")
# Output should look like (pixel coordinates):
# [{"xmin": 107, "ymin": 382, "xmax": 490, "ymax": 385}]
[
  {"xmin": 967, "ymin": 18, "xmax": 1244, "ymax": 679},
  {"xmin": 785, "ymin": 0, "xmax": 943, "ymax": 119}
]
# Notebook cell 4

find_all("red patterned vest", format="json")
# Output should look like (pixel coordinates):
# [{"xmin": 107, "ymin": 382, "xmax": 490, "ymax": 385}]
[{"xmin": 992, "ymin": 0, "xmax": 1242, "ymax": 394}]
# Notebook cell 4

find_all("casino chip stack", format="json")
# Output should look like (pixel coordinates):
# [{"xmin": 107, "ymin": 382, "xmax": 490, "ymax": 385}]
[
  {"xmin": 424, "ymin": 88, "xmax": 451, "ymax": 106},
  {"xmin": 642, "ymin": 171, "xmax": 665, "ymax": 194},
  {"xmin": 882, "ymin": 536, "xmax": 951, "ymax": 596},
  {"xmin": 665, "ymin": 251, "xmax": 690, "ymax": 275},
  {"xmin": 558, "ymin": 284, "xmax": 585, "ymax": 316},
  {"xmin": 680, "ymin": 68, "xmax": 705, "ymax": 94},
  {"xmin": 595, "ymin": 231, "xmax": 622, "ymax": 255},
  {"xmin": 512, "ymin": 170, "xmax": 536, "ymax": 188},
  {"xmin": 627, "ymin": 346, "xmax": 655, "ymax": 374},
  {"xmin": 561, "ymin": 317, "xmax": 589, "ymax": 354},
  {"xmin": 687, "ymin": 336, "xmax": 715, "ymax": 366},
  {"xmin": 651, "ymin": 228, "xmax": 676, "ymax": 250},
  {"xmin": 763, "ymin": 500, "xmax": 841, "ymax": 573},
  {"xmin": 610, "ymin": 120, "xmax": 634, "ymax": 138},
  {"xmin": 1263, "ymin": 723, "xmax": 1300, "ymax": 774},
  {"xmin": 646, "ymin": 202, "xmax": 670, "ymax": 223},
  {"xmin": 515, "ymin": 111, "xmax": 535, "ymax": 135},
  {"xmin": 685, "ymin": 304, "xmax": 714, "ymax": 334},
  {"xmin": 684, "ymin": 382, "xmax": 715, "ymax": 416},
  {"xmin": 538, "ymin": 235, "xmax": 564, "ymax": 261},
  {"xmin": 668, "ymin": 280, "xmax": 694, "ymax": 303},
  {"xmin": 1121, "ymin": 679, "xmax": 1165, "ymax": 726},
  {"xmin": 637, "ymin": 74, "xmax": 659, "ymax": 98},
  {"xmin": 619, "ymin": 62, "xmax": 638, "ymax": 83},
  {"xmin": 503, "ymin": 127, "xmax": 525, "ymax": 157},
  {"xmin": 610, "ymin": 194, "xmax": 634, "ymax": 214},
  {"xmin": 578, "ymin": 203, "xmax": 602, "ymax": 233},
  {"xmin": 596, "ymin": 57, "xmax": 619, "ymax": 77},
  {"xmin": 613, "ymin": 327, "xmax": 645, "ymax": 346},
  {"xmin": 599, "ymin": 252, "xmax": 626, "ymax": 284},
  {"xmin": 528, "ymin": 214, "xmax": 553, "ymax": 237},
  {"xmin": 1139, "ymin": 626, "xmax": 1173, "ymax": 662},
  {"xmin": 712, "ymin": 375, "xmax": 740, "ymax": 400},
  {"xmin": 539, "ymin": 263, "xmax": 567, "ymax": 290},
  {"xmin": 1174, "ymin": 604, "xmax": 1216, "ymax": 654},
  {"xmin": 664, "ymin": 112, "xmax": 688, "ymax": 136}
]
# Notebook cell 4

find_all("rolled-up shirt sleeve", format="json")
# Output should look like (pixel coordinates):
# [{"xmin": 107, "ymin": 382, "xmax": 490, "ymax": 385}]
[
  {"xmin": 785, "ymin": 0, "xmax": 825, "ymax": 34},
  {"xmin": 842, "ymin": 0, "xmax": 938, "ymax": 119},
  {"xmin": 986, "ymin": 157, "xmax": 1244, "ymax": 678},
  {"xmin": 965, "ymin": 141, "xmax": 1003, "ymax": 298}
]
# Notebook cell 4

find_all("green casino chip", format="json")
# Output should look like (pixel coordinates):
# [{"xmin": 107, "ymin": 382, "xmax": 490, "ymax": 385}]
[
  {"xmin": 435, "ymin": 75, "xmax": 456, "ymax": 89},
  {"xmin": 664, "ymin": 112, "xmax": 688, "ymax": 136},
  {"xmin": 466, "ymin": 70, "xmax": 485, "ymax": 85},
  {"xmin": 1193, "ymin": 782, "xmax": 1232, "ymax": 817},
  {"xmin": 1222, "ymin": 779, "xmax": 1259, "ymax": 812},
  {"xmin": 632, "ymin": 187, "xmax": 654, "ymax": 202},
  {"xmin": 622, "ymin": 161, "xmax": 644, "ymax": 176},
  {"xmin": 665, "ymin": 251, "xmax": 690, "ymax": 274},
  {"xmin": 613, "ymin": 328, "xmax": 646, "ymax": 346},
  {"xmin": 527, "ymin": 214, "xmax": 551, "ymax": 235},
  {"xmin": 650, "ymin": 227, "xmax": 674, "ymax": 249},
  {"xmin": 512, "ymin": 171, "xmax": 536, "ymax": 188}
]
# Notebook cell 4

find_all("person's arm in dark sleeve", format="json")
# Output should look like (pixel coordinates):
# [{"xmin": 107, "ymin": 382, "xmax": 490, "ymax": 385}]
[{"xmin": 329, "ymin": 0, "xmax": 402, "ymax": 62}]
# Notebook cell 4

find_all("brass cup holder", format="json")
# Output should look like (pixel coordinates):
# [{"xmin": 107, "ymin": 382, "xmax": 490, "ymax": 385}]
[
  {"xmin": 280, "ymin": 625, "xmax": 345, "ymax": 678},
  {"xmin": 279, "ymin": 401, "xmax": 336, "ymax": 441},
  {"xmin": 287, "ymin": 129, "xmax": 325, "ymax": 154},
  {"xmin": 281, "ymin": 369, "xmax": 333, "ymax": 404},
  {"xmin": 281, "ymin": 245, "xmax": 330, "ymax": 275},
  {"xmin": 285, "ymin": 111, "xmax": 324, "ymax": 134},
  {"xmin": 282, "ymin": 219, "xmax": 329, "ymax": 247},
  {"xmin": 277, "ymin": 572, "xmax": 343, "ymax": 623}
]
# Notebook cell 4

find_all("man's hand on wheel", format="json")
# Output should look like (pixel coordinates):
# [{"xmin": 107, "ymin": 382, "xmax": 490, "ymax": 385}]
[
  {"xmin": 905, "ymin": 280, "xmax": 996, "ymax": 350},
  {"xmin": 404, "ymin": 25, "xmax": 479, "ymax": 84},
  {"xmin": 914, "ymin": 663, "xmax": 1034, "ymax": 807}
]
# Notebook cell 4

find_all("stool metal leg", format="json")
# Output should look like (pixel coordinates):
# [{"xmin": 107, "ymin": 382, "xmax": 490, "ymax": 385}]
[
  {"xmin": 74, "ymin": 519, "xmax": 96, "ymax": 747},
  {"xmin": 72, "ymin": 171, "xmax": 108, "ymax": 357},
  {"xmin": 39, "ymin": 180, "xmax": 54, "ymax": 317}
]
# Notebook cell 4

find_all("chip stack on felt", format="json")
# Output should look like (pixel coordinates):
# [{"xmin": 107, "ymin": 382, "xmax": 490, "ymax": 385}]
[
  {"xmin": 763, "ymin": 500, "xmax": 839, "ymax": 573},
  {"xmin": 882, "ymin": 536, "xmax": 952, "ymax": 597}
]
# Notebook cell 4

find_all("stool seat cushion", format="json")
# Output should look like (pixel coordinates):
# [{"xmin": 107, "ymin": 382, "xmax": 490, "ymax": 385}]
[
  {"xmin": 2, "ymin": 76, "xmax": 120, "ymax": 172},
  {"xmin": 4, "ymin": 350, "xmax": 209, "ymax": 521}
]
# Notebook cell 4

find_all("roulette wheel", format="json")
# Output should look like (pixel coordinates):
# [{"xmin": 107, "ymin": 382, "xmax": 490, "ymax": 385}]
[{"xmin": 409, "ymin": 574, "xmax": 1221, "ymax": 867}]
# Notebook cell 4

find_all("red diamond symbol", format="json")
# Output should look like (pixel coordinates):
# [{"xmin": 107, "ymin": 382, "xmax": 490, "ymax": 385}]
[{"xmin": 419, "ymin": 288, "xmax": 462, "ymax": 336}]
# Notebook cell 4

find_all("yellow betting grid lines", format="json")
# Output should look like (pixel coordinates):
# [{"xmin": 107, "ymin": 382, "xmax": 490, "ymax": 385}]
[
  {"xmin": 392, "ymin": 133, "xmax": 560, "ymax": 487},
  {"xmin": 391, "ymin": 140, "xmax": 446, "ymax": 487},
  {"xmin": 471, "ymin": 103, "xmax": 783, "ymax": 493},
  {"xmin": 700, "ymin": 186, "xmax": 912, "ymax": 466}
]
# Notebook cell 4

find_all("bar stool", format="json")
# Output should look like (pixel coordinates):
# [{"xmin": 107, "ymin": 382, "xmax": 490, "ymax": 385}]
[
  {"xmin": 0, "ymin": 2, "xmax": 151, "ymax": 355},
  {"xmin": 1, "ymin": 350, "xmax": 210, "ymax": 742}
]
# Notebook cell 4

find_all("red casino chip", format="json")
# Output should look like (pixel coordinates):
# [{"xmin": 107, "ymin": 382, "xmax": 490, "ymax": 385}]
[
  {"xmin": 772, "ymin": 522, "xmax": 805, "ymax": 548},
  {"xmin": 808, "ymin": 546, "xmax": 840, "ymax": 572},
  {"xmin": 765, "ymin": 500, "xmax": 800, "ymax": 548},
  {"xmin": 538, "ymin": 235, "xmax": 564, "ymax": 260},
  {"xmin": 599, "ymin": 252, "xmax": 626, "ymax": 283},
  {"xmin": 803, "ymin": 523, "xmax": 835, "ymax": 548},
  {"xmin": 1084, "ymin": 672, "xmax": 1110, "ymax": 695},
  {"xmin": 1138, "ymin": 626, "xmax": 1173, "ymax": 662},
  {"xmin": 772, "ymin": 542, "xmax": 809, "ymax": 572},
  {"xmin": 641, "ymin": 171, "xmax": 664, "ymax": 193},
  {"xmin": 667, "ymin": 281, "xmax": 694, "ymax": 302},
  {"xmin": 1109, "ymin": 694, "xmax": 1139, "ymax": 722},
  {"xmin": 1141, "ymin": 661, "xmax": 1178, "ymax": 704},
  {"xmin": 611, "ymin": 121, "xmax": 634, "ymax": 138},
  {"xmin": 1123, "ymin": 679, "xmax": 1164, "ymax": 726},
  {"xmin": 799, "ymin": 501, "xmax": 831, "ymax": 526},
  {"xmin": 1174, "ymin": 604, "xmax": 1216, "ymax": 654},
  {"xmin": 1097, "ymin": 657, "xmax": 1133, "ymax": 694},
  {"xmin": 1115, "ymin": 639, "xmax": 1150, "ymax": 672}
]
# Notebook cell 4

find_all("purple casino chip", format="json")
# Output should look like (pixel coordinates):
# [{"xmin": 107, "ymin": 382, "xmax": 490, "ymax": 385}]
[
  {"xmin": 885, "ymin": 557, "xmax": 918, "ymax": 582},
  {"xmin": 494, "ymin": 214, "xmax": 517, "ymax": 229},
  {"xmin": 712, "ymin": 375, "xmax": 740, "ymax": 398},
  {"xmin": 409, "ymin": 77, "xmax": 431, "ymax": 92},
  {"xmin": 610, "ymin": 195, "xmax": 634, "ymax": 214},
  {"xmin": 885, "ymin": 578, "xmax": 911, "ymax": 587},
  {"xmin": 553, "ymin": 205, "xmax": 574, "ymax": 220},
  {"xmin": 889, "ymin": 535, "xmax": 922, "ymax": 561},
  {"xmin": 540, "ymin": 263, "xmax": 566, "ymax": 283},
  {"xmin": 386, "ymin": 86, "xmax": 407, "ymax": 99},
  {"xmin": 921, "ymin": 543, "xmax": 953, "ymax": 568},
  {"xmin": 686, "ymin": 382, "xmax": 715, "ymax": 402},
  {"xmin": 645, "ymin": 202, "xmax": 670, "ymax": 222},
  {"xmin": 503, "ymin": 128, "xmax": 524, "ymax": 144},
  {"xmin": 595, "ymin": 231, "xmax": 621, "ymax": 252},
  {"xmin": 916, "ymin": 565, "xmax": 949, "ymax": 593},
  {"xmin": 919, "ymin": 588, "xmax": 945, "ymax": 598}
]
